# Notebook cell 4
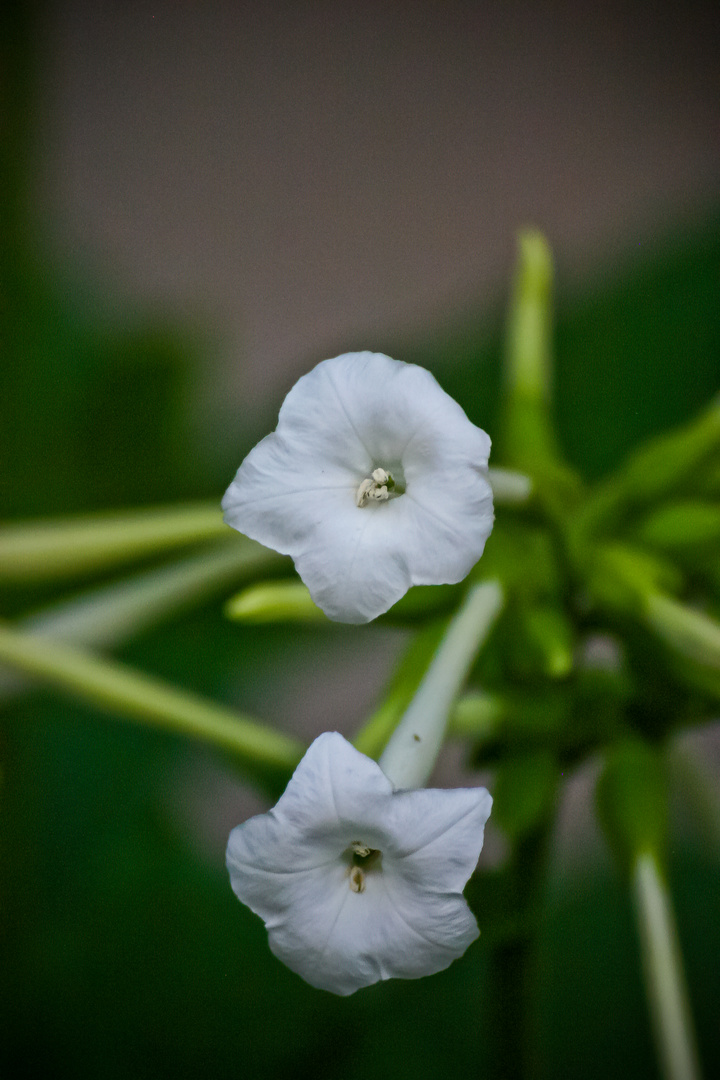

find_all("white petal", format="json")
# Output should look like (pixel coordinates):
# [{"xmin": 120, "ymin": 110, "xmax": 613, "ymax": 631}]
[
  {"xmin": 271, "ymin": 731, "xmax": 394, "ymax": 835},
  {"xmin": 221, "ymin": 430, "xmax": 359, "ymax": 557},
  {"xmin": 227, "ymin": 820, "xmax": 342, "ymax": 923},
  {"xmin": 383, "ymin": 786, "xmax": 494, "ymax": 891},
  {"xmin": 400, "ymin": 395, "xmax": 494, "ymax": 584},
  {"xmin": 399, "ymin": 480, "xmax": 494, "ymax": 587},
  {"xmin": 378, "ymin": 870, "xmax": 480, "ymax": 964},
  {"xmin": 304, "ymin": 352, "xmax": 485, "ymax": 471},
  {"xmin": 292, "ymin": 498, "xmax": 417, "ymax": 623},
  {"xmin": 268, "ymin": 864, "xmax": 477, "ymax": 996},
  {"xmin": 275, "ymin": 354, "xmax": 378, "ymax": 470}
]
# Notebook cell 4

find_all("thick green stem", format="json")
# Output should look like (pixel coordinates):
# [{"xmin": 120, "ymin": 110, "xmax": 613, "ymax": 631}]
[
  {"xmin": 0, "ymin": 501, "xmax": 228, "ymax": 582},
  {"xmin": 378, "ymin": 580, "xmax": 503, "ymax": 788},
  {"xmin": 0, "ymin": 621, "xmax": 303, "ymax": 792},
  {"xmin": 0, "ymin": 538, "xmax": 285, "ymax": 700},
  {"xmin": 632, "ymin": 852, "xmax": 701, "ymax": 1080}
]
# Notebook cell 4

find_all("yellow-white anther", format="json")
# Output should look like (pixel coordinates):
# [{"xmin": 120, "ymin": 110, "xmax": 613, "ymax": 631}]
[{"xmin": 356, "ymin": 468, "xmax": 393, "ymax": 507}]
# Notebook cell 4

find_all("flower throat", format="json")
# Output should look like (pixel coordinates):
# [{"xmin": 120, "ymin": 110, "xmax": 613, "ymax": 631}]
[{"xmin": 348, "ymin": 840, "xmax": 382, "ymax": 892}]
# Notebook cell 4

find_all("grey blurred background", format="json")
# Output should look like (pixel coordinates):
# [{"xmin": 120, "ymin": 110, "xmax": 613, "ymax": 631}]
[{"xmin": 35, "ymin": 0, "xmax": 719, "ymax": 420}]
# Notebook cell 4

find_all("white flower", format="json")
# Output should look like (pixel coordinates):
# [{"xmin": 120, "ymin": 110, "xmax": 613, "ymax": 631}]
[
  {"xmin": 222, "ymin": 351, "xmax": 494, "ymax": 623},
  {"xmin": 226, "ymin": 731, "xmax": 493, "ymax": 996}
]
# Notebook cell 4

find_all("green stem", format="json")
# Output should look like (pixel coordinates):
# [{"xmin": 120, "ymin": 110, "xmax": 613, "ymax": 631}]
[
  {"xmin": 632, "ymin": 852, "xmax": 701, "ymax": 1080},
  {"xmin": 0, "ymin": 621, "xmax": 303, "ymax": 792},
  {"xmin": 0, "ymin": 538, "xmax": 285, "ymax": 700},
  {"xmin": 378, "ymin": 580, "xmax": 503, "ymax": 788},
  {"xmin": 500, "ymin": 232, "xmax": 584, "ymax": 522},
  {"xmin": 0, "ymin": 501, "xmax": 228, "ymax": 582}
]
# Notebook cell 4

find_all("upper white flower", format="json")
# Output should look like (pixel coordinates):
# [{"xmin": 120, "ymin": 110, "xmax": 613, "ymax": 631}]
[
  {"xmin": 226, "ymin": 731, "xmax": 493, "ymax": 996},
  {"xmin": 222, "ymin": 351, "xmax": 494, "ymax": 623}
]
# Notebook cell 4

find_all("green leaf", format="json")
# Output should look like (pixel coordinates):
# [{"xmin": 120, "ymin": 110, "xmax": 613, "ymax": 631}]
[
  {"xmin": 572, "ymin": 397, "xmax": 720, "ymax": 545},
  {"xmin": 586, "ymin": 543, "xmax": 682, "ymax": 617},
  {"xmin": 645, "ymin": 592, "xmax": 720, "ymax": 671},
  {"xmin": 635, "ymin": 500, "xmax": 720, "ymax": 552}
]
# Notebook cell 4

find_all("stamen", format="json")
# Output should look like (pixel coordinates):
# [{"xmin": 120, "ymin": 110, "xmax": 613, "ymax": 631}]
[
  {"xmin": 356, "ymin": 468, "xmax": 395, "ymax": 507},
  {"xmin": 346, "ymin": 840, "xmax": 382, "ymax": 891}
]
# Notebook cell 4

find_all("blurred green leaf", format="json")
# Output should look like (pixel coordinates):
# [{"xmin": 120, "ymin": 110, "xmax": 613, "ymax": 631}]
[
  {"xmin": 492, "ymin": 750, "xmax": 560, "ymax": 840},
  {"xmin": 634, "ymin": 500, "xmax": 720, "ymax": 552}
]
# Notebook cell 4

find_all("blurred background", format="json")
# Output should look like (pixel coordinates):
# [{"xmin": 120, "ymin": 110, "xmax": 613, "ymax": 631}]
[{"xmin": 2, "ymin": 2, "xmax": 719, "ymax": 1077}]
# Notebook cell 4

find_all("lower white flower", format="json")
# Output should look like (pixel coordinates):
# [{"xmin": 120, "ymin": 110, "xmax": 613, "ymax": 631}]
[
  {"xmin": 222, "ymin": 351, "xmax": 494, "ymax": 624},
  {"xmin": 226, "ymin": 731, "xmax": 493, "ymax": 996}
]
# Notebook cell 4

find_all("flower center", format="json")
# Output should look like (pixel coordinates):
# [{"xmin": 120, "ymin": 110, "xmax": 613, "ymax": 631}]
[
  {"xmin": 346, "ymin": 839, "xmax": 382, "ymax": 892},
  {"xmin": 355, "ymin": 467, "xmax": 405, "ymax": 508}
]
